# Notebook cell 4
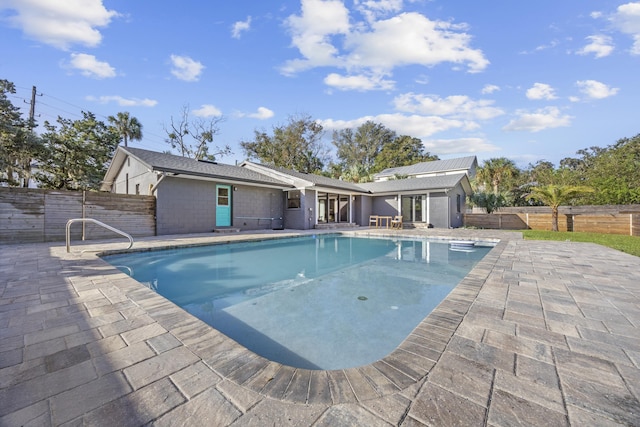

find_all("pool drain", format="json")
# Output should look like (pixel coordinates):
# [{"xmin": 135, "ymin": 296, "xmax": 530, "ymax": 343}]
[{"xmin": 357, "ymin": 296, "xmax": 368, "ymax": 301}]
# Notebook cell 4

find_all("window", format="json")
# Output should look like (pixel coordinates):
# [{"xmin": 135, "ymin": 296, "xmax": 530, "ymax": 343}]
[
  {"xmin": 135, "ymin": 184, "xmax": 140, "ymax": 195},
  {"xmin": 456, "ymin": 194, "xmax": 461, "ymax": 213},
  {"xmin": 287, "ymin": 190, "xmax": 301, "ymax": 209},
  {"xmin": 217, "ymin": 187, "xmax": 230, "ymax": 206}
]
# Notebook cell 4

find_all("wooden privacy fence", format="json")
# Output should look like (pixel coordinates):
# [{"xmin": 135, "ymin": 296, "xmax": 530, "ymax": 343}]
[
  {"xmin": 464, "ymin": 205, "xmax": 640, "ymax": 236},
  {"xmin": 0, "ymin": 187, "xmax": 156, "ymax": 244}
]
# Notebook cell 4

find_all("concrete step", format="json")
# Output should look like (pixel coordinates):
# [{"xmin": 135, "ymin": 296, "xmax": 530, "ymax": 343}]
[{"xmin": 213, "ymin": 227, "xmax": 241, "ymax": 233}]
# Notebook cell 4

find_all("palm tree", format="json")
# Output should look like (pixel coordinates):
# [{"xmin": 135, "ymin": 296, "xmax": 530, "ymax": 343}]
[
  {"xmin": 469, "ymin": 191, "xmax": 508, "ymax": 214},
  {"xmin": 476, "ymin": 157, "xmax": 518, "ymax": 195},
  {"xmin": 341, "ymin": 164, "xmax": 371, "ymax": 183},
  {"xmin": 108, "ymin": 112, "xmax": 143, "ymax": 147},
  {"xmin": 526, "ymin": 184, "xmax": 594, "ymax": 231}
]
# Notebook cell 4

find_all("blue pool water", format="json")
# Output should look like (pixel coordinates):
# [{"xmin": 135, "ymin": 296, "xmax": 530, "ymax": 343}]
[{"xmin": 103, "ymin": 235, "xmax": 491, "ymax": 370}]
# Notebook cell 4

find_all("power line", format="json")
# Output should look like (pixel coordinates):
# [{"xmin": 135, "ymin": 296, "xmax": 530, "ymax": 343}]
[{"xmin": 9, "ymin": 83, "xmax": 167, "ymax": 151}]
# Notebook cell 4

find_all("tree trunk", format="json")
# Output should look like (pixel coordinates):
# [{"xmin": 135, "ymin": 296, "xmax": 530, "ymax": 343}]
[{"xmin": 551, "ymin": 207, "xmax": 559, "ymax": 232}]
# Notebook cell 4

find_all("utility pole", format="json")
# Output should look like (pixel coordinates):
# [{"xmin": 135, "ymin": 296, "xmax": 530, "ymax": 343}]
[
  {"xmin": 22, "ymin": 86, "xmax": 38, "ymax": 187},
  {"xmin": 28, "ymin": 86, "xmax": 36, "ymax": 127}
]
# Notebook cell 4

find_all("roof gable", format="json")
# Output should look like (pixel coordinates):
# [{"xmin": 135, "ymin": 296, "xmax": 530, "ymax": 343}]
[
  {"xmin": 101, "ymin": 147, "xmax": 292, "ymax": 191},
  {"xmin": 241, "ymin": 162, "xmax": 368, "ymax": 193}
]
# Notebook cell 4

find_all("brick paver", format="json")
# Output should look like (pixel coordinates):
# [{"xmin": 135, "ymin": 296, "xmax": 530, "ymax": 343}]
[{"xmin": 1, "ymin": 229, "xmax": 639, "ymax": 426}]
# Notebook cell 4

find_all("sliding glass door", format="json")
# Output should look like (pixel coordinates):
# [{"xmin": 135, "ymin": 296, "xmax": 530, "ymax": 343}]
[{"xmin": 401, "ymin": 195, "xmax": 423, "ymax": 222}]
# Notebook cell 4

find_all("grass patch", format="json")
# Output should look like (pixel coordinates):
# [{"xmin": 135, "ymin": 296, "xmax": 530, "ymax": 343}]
[{"xmin": 522, "ymin": 230, "xmax": 640, "ymax": 258}]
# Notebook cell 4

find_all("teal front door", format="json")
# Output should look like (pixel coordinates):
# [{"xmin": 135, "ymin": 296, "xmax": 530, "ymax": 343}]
[{"xmin": 216, "ymin": 185, "xmax": 231, "ymax": 227}]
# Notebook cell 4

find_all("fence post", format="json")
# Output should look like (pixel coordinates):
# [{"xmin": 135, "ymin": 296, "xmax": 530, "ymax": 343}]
[{"xmin": 82, "ymin": 190, "xmax": 86, "ymax": 241}]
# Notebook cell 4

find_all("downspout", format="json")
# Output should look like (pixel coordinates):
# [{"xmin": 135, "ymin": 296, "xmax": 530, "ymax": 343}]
[
  {"xmin": 446, "ymin": 190, "xmax": 451, "ymax": 228},
  {"xmin": 149, "ymin": 172, "xmax": 166, "ymax": 237},
  {"xmin": 314, "ymin": 190, "xmax": 318, "ymax": 228},
  {"xmin": 150, "ymin": 172, "xmax": 167, "ymax": 195}
]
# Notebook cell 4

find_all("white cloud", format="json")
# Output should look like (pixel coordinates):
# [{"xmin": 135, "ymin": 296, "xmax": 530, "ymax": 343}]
[
  {"xmin": 414, "ymin": 74, "xmax": 429, "ymax": 85},
  {"xmin": 354, "ymin": 0, "xmax": 403, "ymax": 22},
  {"xmin": 577, "ymin": 34, "xmax": 614, "ymax": 58},
  {"xmin": 422, "ymin": 137, "xmax": 500, "ymax": 155},
  {"xmin": 519, "ymin": 39, "xmax": 559, "ymax": 55},
  {"xmin": 320, "ymin": 113, "xmax": 466, "ymax": 138},
  {"xmin": 193, "ymin": 104, "xmax": 222, "ymax": 117},
  {"xmin": 393, "ymin": 93, "xmax": 504, "ymax": 120},
  {"xmin": 281, "ymin": 2, "xmax": 488, "ymax": 84},
  {"xmin": 575, "ymin": 79, "xmax": 619, "ymax": 99},
  {"xmin": 248, "ymin": 107, "xmax": 275, "ymax": 119},
  {"xmin": 481, "ymin": 84, "xmax": 500, "ymax": 94},
  {"xmin": 231, "ymin": 16, "xmax": 251, "ymax": 39},
  {"xmin": 503, "ymin": 107, "xmax": 572, "ymax": 132},
  {"xmin": 0, "ymin": 0, "xmax": 118, "ymax": 50},
  {"xmin": 526, "ymin": 83, "xmax": 557, "ymax": 100},
  {"xmin": 68, "ymin": 53, "xmax": 115, "ymax": 78},
  {"xmin": 610, "ymin": 2, "xmax": 640, "ymax": 54},
  {"xmin": 324, "ymin": 72, "xmax": 395, "ymax": 91},
  {"xmin": 281, "ymin": 0, "xmax": 351, "ymax": 74},
  {"xmin": 234, "ymin": 107, "xmax": 275, "ymax": 119},
  {"xmin": 170, "ymin": 55, "xmax": 205, "ymax": 81},
  {"xmin": 345, "ymin": 13, "xmax": 489, "ymax": 73},
  {"xmin": 86, "ymin": 95, "xmax": 157, "ymax": 107},
  {"xmin": 323, "ymin": 112, "xmax": 499, "ymax": 154}
]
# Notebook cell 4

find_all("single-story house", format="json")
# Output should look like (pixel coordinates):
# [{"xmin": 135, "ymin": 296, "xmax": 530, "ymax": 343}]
[{"xmin": 101, "ymin": 147, "xmax": 474, "ymax": 234}]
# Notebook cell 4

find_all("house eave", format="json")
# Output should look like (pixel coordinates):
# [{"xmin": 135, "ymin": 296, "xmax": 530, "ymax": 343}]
[
  {"xmin": 156, "ymin": 170, "xmax": 293, "ymax": 190},
  {"xmin": 309, "ymin": 185, "xmax": 370, "ymax": 195},
  {"xmin": 369, "ymin": 187, "xmax": 454, "ymax": 197}
]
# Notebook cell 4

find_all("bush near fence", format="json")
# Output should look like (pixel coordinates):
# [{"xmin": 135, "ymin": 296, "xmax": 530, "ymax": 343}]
[
  {"xmin": 0, "ymin": 187, "xmax": 156, "ymax": 244},
  {"xmin": 464, "ymin": 205, "xmax": 640, "ymax": 236}
]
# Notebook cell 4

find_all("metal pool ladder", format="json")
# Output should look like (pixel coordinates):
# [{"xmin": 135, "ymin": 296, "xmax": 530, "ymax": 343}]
[{"xmin": 66, "ymin": 218, "xmax": 134, "ymax": 253}]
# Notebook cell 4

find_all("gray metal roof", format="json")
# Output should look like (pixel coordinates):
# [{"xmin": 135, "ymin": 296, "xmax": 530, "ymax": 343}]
[
  {"xmin": 113, "ymin": 147, "xmax": 292, "ymax": 187},
  {"xmin": 359, "ymin": 174, "xmax": 468, "ymax": 193},
  {"xmin": 374, "ymin": 156, "xmax": 477, "ymax": 178}
]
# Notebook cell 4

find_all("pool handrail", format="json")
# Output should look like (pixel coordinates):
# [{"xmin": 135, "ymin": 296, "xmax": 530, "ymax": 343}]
[{"xmin": 66, "ymin": 218, "xmax": 134, "ymax": 253}]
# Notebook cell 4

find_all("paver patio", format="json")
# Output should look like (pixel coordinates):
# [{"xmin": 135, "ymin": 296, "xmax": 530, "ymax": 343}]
[{"xmin": 1, "ymin": 228, "xmax": 639, "ymax": 426}]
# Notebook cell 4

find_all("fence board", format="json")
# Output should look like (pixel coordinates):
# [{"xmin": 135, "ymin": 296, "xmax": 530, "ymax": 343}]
[
  {"xmin": 573, "ymin": 215, "xmax": 630, "ymax": 235},
  {"xmin": 464, "ymin": 210, "xmax": 637, "ymax": 235},
  {"xmin": 44, "ymin": 191, "xmax": 83, "ymax": 242},
  {"xmin": 0, "ymin": 188, "xmax": 156, "ymax": 244},
  {"xmin": 0, "ymin": 188, "xmax": 45, "ymax": 243}
]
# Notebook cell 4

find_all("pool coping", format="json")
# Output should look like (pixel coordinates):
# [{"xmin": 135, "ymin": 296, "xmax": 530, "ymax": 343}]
[{"xmin": 95, "ymin": 230, "xmax": 505, "ymax": 404}]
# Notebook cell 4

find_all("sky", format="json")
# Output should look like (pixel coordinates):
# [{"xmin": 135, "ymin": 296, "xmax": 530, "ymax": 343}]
[{"xmin": 1, "ymin": 0, "xmax": 639, "ymax": 169}]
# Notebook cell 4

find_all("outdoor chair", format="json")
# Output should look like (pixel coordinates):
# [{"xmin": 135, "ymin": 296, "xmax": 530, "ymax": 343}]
[
  {"xmin": 369, "ymin": 215, "xmax": 379, "ymax": 228},
  {"xmin": 390, "ymin": 215, "xmax": 403, "ymax": 229}
]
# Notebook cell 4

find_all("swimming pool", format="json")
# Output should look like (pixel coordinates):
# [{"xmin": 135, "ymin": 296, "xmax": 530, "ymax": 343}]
[{"xmin": 103, "ymin": 235, "xmax": 491, "ymax": 370}]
